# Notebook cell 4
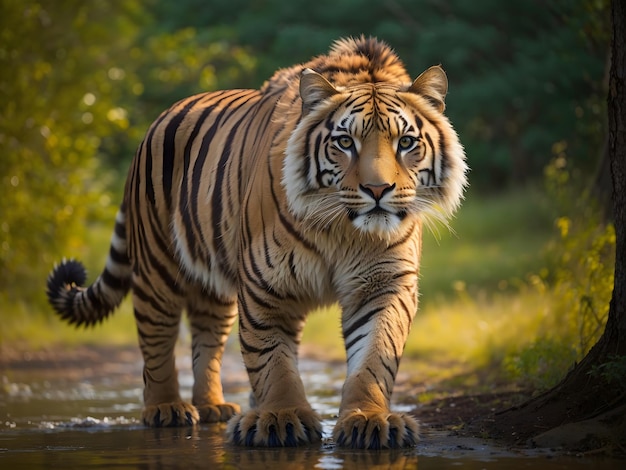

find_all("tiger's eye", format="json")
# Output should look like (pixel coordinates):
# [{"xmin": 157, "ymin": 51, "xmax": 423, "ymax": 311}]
[
  {"xmin": 337, "ymin": 135, "xmax": 354, "ymax": 150},
  {"xmin": 398, "ymin": 136, "xmax": 416, "ymax": 150}
]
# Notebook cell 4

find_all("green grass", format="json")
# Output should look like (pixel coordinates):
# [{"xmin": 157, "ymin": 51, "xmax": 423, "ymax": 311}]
[
  {"xmin": 302, "ymin": 285, "xmax": 557, "ymax": 364},
  {"xmin": 2, "ymin": 295, "xmax": 137, "ymax": 349},
  {"xmin": 418, "ymin": 186, "xmax": 555, "ymax": 301}
]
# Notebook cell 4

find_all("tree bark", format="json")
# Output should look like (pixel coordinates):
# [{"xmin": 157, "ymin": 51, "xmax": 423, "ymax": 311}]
[
  {"xmin": 607, "ymin": 0, "xmax": 626, "ymax": 350},
  {"xmin": 486, "ymin": 0, "xmax": 626, "ymax": 449}
]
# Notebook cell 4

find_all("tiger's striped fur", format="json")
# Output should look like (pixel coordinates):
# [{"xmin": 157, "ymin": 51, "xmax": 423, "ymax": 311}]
[{"xmin": 47, "ymin": 37, "xmax": 467, "ymax": 448}]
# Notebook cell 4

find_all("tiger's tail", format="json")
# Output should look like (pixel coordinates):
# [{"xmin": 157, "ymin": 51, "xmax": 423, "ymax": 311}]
[{"xmin": 46, "ymin": 204, "xmax": 132, "ymax": 327}]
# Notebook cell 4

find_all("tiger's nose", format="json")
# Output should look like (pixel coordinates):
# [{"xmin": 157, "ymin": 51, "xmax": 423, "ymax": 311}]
[{"xmin": 360, "ymin": 183, "xmax": 396, "ymax": 201}]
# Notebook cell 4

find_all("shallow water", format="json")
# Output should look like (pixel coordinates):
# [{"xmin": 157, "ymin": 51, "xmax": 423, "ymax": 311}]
[{"xmin": 0, "ymin": 345, "xmax": 622, "ymax": 469}]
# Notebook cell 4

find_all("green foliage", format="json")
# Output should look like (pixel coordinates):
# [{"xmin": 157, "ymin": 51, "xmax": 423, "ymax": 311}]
[
  {"xmin": 0, "ymin": 1, "xmax": 140, "ymax": 302},
  {"xmin": 547, "ymin": 216, "xmax": 615, "ymax": 354},
  {"xmin": 0, "ymin": 1, "xmax": 256, "ymax": 306},
  {"xmin": 503, "ymin": 338, "xmax": 578, "ymax": 390},
  {"xmin": 504, "ymin": 157, "xmax": 615, "ymax": 390},
  {"xmin": 148, "ymin": 0, "xmax": 609, "ymax": 188},
  {"xmin": 103, "ymin": 27, "xmax": 257, "ymax": 173},
  {"xmin": 589, "ymin": 355, "xmax": 626, "ymax": 392},
  {"xmin": 542, "ymin": 155, "xmax": 615, "ymax": 357}
]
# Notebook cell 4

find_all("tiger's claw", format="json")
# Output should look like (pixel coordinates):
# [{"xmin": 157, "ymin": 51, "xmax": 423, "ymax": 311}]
[
  {"xmin": 142, "ymin": 402, "xmax": 200, "ymax": 427},
  {"xmin": 227, "ymin": 408, "xmax": 322, "ymax": 447},
  {"xmin": 333, "ymin": 410, "xmax": 419, "ymax": 449}
]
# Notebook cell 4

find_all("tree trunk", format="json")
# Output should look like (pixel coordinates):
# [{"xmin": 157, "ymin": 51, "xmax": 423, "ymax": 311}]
[
  {"xmin": 486, "ymin": 0, "xmax": 626, "ymax": 449},
  {"xmin": 592, "ymin": 135, "xmax": 613, "ymax": 221}
]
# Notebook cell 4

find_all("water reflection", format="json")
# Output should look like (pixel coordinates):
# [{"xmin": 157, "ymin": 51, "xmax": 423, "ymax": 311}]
[
  {"xmin": 4, "ymin": 424, "xmax": 622, "ymax": 469},
  {"xmin": 227, "ymin": 444, "xmax": 418, "ymax": 469},
  {"xmin": 0, "ymin": 424, "xmax": 422, "ymax": 469}
]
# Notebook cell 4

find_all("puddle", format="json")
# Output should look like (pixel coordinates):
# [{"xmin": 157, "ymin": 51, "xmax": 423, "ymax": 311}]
[{"xmin": 1, "ymin": 345, "xmax": 623, "ymax": 469}]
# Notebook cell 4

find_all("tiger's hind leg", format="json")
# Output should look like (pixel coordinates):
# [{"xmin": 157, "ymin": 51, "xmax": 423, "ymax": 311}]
[
  {"xmin": 186, "ymin": 286, "xmax": 241, "ymax": 423},
  {"xmin": 133, "ymin": 272, "xmax": 199, "ymax": 427}
]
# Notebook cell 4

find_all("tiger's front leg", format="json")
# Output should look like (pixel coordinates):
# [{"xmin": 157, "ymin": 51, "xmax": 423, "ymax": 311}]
[
  {"xmin": 333, "ymin": 263, "xmax": 420, "ymax": 449},
  {"xmin": 226, "ymin": 298, "xmax": 322, "ymax": 447}
]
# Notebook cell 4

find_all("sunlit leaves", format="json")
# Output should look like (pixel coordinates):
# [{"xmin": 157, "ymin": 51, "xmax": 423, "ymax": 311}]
[
  {"xmin": 0, "ymin": 0, "xmax": 259, "ymax": 306},
  {"xmin": 0, "ymin": 1, "xmax": 137, "ymax": 299}
]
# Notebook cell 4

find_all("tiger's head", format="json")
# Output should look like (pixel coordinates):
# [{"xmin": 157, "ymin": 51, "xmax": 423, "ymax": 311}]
[{"xmin": 283, "ymin": 66, "xmax": 468, "ymax": 240}]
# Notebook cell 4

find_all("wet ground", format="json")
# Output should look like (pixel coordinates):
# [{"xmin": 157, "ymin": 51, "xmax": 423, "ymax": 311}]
[{"xmin": 1, "ymin": 344, "xmax": 623, "ymax": 469}]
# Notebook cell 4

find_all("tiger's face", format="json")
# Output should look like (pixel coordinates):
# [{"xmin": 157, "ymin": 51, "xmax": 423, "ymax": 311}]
[{"xmin": 283, "ymin": 67, "xmax": 467, "ymax": 239}]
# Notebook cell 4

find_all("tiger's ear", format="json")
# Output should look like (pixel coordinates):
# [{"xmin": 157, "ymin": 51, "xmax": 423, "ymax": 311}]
[
  {"xmin": 300, "ymin": 68, "xmax": 338, "ymax": 113},
  {"xmin": 408, "ymin": 65, "xmax": 448, "ymax": 113}
]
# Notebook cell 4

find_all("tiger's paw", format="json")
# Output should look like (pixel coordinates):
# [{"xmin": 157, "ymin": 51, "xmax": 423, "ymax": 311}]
[
  {"xmin": 197, "ymin": 402, "xmax": 241, "ymax": 423},
  {"xmin": 142, "ymin": 401, "xmax": 199, "ymax": 427},
  {"xmin": 333, "ymin": 410, "xmax": 419, "ymax": 449},
  {"xmin": 226, "ymin": 408, "xmax": 323, "ymax": 447}
]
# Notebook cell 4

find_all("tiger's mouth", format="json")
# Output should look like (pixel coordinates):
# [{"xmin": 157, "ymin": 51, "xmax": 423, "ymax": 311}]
[
  {"xmin": 346, "ymin": 206, "xmax": 408, "ymax": 236},
  {"xmin": 347, "ymin": 204, "xmax": 408, "ymax": 219},
  {"xmin": 368, "ymin": 207, "xmax": 408, "ymax": 219}
]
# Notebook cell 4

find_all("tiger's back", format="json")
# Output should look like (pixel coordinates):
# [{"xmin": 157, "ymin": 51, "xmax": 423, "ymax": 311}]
[
  {"xmin": 47, "ymin": 36, "xmax": 467, "ymax": 449},
  {"xmin": 126, "ymin": 88, "xmax": 271, "ymax": 297}
]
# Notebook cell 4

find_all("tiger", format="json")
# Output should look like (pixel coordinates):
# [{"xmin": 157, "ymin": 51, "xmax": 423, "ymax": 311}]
[{"xmin": 46, "ymin": 36, "xmax": 467, "ymax": 449}]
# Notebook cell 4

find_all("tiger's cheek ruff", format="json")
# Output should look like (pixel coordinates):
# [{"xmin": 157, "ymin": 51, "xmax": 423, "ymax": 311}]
[
  {"xmin": 283, "ymin": 105, "xmax": 345, "ymax": 222},
  {"xmin": 398, "ymin": 95, "xmax": 468, "ymax": 220}
]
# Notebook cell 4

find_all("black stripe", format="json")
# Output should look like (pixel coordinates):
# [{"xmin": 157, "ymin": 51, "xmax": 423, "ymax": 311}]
[
  {"xmin": 398, "ymin": 297, "xmax": 414, "ymax": 328},
  {"xmin": 288, "ymin": 251, "xmax": 297, "ymax": 278},
  {"xmin": 345, "ymin": 332, "xmax": 366, "ymax": 351},
  {"xmin": 346, "ymin": 346, "xmax": 363, "ymax": 364},
  {"xmin": 133, "ymin": 289, "xmax": 180, "ymax": 323},
  {"xmin": 262, "ymin": 219, "xmax": 274, "ymax": 269},
  {"xmin": 242, "ymin": 281, "xmax": 276, "ymax": 314},
  {"xmin": 162, "ymin": 94, "xmax": 208, "ymax": 210},
  {"xmin": 387, "ymin": 223, "xmax": 416, "ymax": 250},
  {"xmin": 242, "ymin": 253, "xmax": 287, "ymax": 302},
  {"xmin": 343, "ymin": 306, "xmax": 384, "ymax": 340},
  {"xmin": 245, "ymin": 361, "xmax": 269, "ymax": 374},
  {"xmin": 238, "ymin": 288, "xmax": 272, "ymax": 331},
  {"xmin": 143, "ymin": 104, "xmax": 181, "ymax": 206},
  {"xmin": 114, "ymin": 220, "xmax": 126, "ymax": 240},
  {"xmin": 211, "ymin": 114, "xmax": 246, "ymax": 271},
  {"xmin": 85, "ymin": 284, "xmax": 99, "ymax": 309},
  {"xmin": 238, "ymin": 332, "xmax": 279, "ymax": 357},
  {"xmin": 179, "ymin": 96, "xmax": 230, "ymax": 265},
  {"xmin": 413, "ymin": 112, "xmax": 423, "ymax": 130},
  {"xmin": 381, "ymin": 359, "xmax": 396, "ymax": 381},
  {"xmin": 437, "ymin": 122, "xmax": 447, "ymax": 196},
  {"xmin": 268, "ymin": 162, "xmax": 321, "ymax": 256},
  {"xmin": 102, "ymin": 268, "xmax": 127, "ymax": 290},
  {"xmin": 109, "ymin": 244, "xmax": 128, "ymax": 264},
  {"xmin": 184, "ymin": 90, "xmax": 251, "ymax": 265}
]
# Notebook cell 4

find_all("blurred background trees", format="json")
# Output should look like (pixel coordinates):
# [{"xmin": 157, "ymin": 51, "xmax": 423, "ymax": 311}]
[
  {"xmin": 148, "ymin": 0, "xmax": 609, "ymax": 187},
  {"xmin": 1, "ymin": 0, "xmax": 615, "ymax": 387}
]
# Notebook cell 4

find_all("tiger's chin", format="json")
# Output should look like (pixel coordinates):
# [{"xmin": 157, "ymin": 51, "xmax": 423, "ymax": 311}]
[{"xmin": 351, "ymin": 210, "xmax": 409, "ymax": 240}]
